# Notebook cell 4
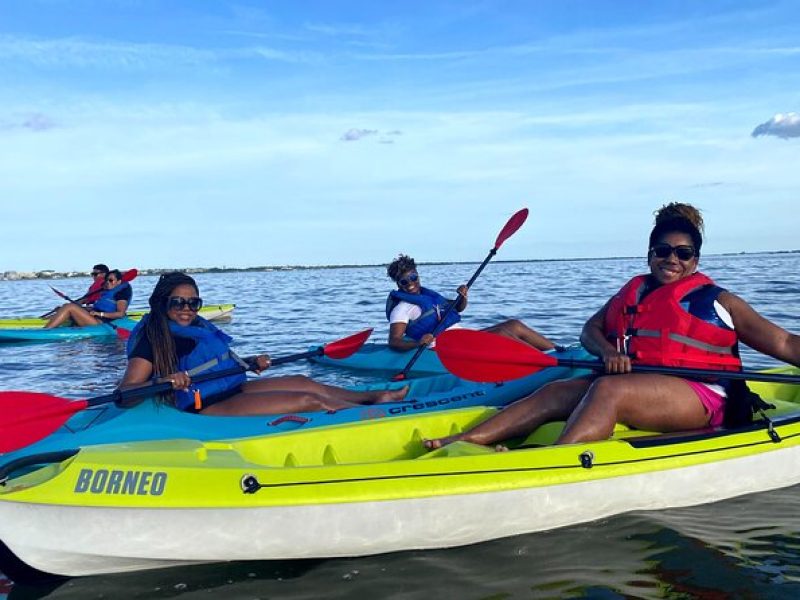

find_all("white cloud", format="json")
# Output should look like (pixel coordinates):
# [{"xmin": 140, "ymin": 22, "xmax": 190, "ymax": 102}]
[
  {"xmin": 340, "ymin": 128, "xmax": 378, "ymax": 141},
  {"xmin": 751, "ymin": 112, "xmax": 800, "ymax": 139}
]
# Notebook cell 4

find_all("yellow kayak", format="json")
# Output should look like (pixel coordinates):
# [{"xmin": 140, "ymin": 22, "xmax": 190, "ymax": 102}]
[
  {"xmin": 0, "ymin": 303, "xmax": 235, "ymax": 329},
  {"xmin": 1, "ymin": 368, "xmax": 798, "ymax": 579}
]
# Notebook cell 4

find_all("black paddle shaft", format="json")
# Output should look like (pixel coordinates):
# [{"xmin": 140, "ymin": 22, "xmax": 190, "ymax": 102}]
[
  {"xmin": 559, "ymin": 358, "xmax": 800, "ymax": 384},
  {"xmin": 395, "ymin": 247, "xmax": 498, "ymax": 380},
  {"xmin": 85, "ymin": 346, "xmax": 327, "ymax": 409}
]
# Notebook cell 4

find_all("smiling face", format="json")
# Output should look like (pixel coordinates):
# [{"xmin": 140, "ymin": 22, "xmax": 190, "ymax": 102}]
[
  {"xmin": 166, "ymin": 283, "xmax": 202, "ymax": 326},
  {"xmin": 396, "ymin": 269, "xmax": 421, "ymax": 294},
  {"xmin": 647, "ymin": 231, "xmax": 699, "ymax": 285}
]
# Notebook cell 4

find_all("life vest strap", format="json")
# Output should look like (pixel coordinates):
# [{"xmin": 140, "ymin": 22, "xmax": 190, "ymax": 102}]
[{"xmin": 185, "ymin": 351, "xmax": 234, "ymax": 377}]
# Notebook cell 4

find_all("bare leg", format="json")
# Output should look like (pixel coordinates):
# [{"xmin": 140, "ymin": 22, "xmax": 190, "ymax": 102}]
[
  {"xmin": 201, "ymin": 390, "xmax": 362, "ymax": 416},
  {"xmin": 483, "ymin": 319, "xmax": 555, "ymax": 351},
  {"xmin": 424, "ymin": 377, "xmax": 593, "ymax": 449},
  {"xmin": 240, "ymin": 375, "xmax": 408, "ymax": 404},
  {"xmin": 44, "ymin": 304, "xmax": 100, "ymax": 329},
  {"xmin": 557, "ymin": 374, "xmax": 710, "ymax": 445}
]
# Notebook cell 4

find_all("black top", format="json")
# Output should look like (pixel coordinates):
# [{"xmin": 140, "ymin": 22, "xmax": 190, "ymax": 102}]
[{"xmin": 111, "ymin": 285, "xmax": 133, "ymax": 305}]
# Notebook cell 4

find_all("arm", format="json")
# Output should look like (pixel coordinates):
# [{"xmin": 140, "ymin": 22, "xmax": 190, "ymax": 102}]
[
  {"xmin": 388, "ymin": 322, "xmax": 433, "ymax": 350},
  {"xmin": 454, "ymin": 285, "xmax": 468, "ymax": 312},
  {"xmin": 580, "ymin": 299, "xmax": 632, "ymax": 373},
  {"xmin": 88, "ymin": 299, "xmax": 128, "ymax": 321},
  {"xmin": 119, "ymin": 356, "xmax": 194, "ymax": 392},
  {"xmin": 118, "ymin": 357, "xmax": 156, "ymax": 391},
  {"xmin": 720, "ymin": 291, "xmax": 800, "ymax": 366}
]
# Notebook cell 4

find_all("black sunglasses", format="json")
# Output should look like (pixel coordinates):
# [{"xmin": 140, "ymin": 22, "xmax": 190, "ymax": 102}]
[
  {"xmin": 649, "ymin": 243, "xmax": 696, "ymax": 261},
  {"xmin": 167, "ymin": 296, "xmax": 203, "ymax": 312},
  {"xmin": 398, "ymin": 272, "xmax": 419, "ymax": 287}
]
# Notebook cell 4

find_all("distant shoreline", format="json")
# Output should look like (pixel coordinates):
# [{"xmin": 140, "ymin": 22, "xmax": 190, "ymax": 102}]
[{"xmin": 2, "ymin": 249, "xmax": 798, "ymax": 282}]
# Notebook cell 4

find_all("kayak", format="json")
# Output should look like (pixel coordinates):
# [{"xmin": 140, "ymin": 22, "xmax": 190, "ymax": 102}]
[
  {"xmin": 0, "ymin": 304, "xmax": 235, "ymax": 329},
  {"xmin": 0, "ymin": 367, "xmax": 798, "ymax": 578},
  {"xmin": 0, "ymin": 318, "xmax": 138, "ymax": 344},
  {"xmin": 0, "ymin": 346, "xmax": 593, "ymax": 463},
  {"xmin": 310, "ymin": 342, "xmax": 446, "ymax": 375}
]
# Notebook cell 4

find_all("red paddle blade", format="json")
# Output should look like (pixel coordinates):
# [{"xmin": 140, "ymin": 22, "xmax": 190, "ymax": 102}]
[
  {"xmin": 121, "ymin": 268, "xmax": 138, "ymax": 283},
  {"xmin": 322, "ymin": 328, "xmax": 373, "ymax": 359},
  {"xmin": 494, "ymin": 208, "xmax": 529, "ymax": 249},
  {"xmin": 435, "ymin": 329, "xmax": 556, "ymax": 382},
  {"xmin": 0, "ymin": 392, "xmax": 88, "ymax": 452},
  {"xmin": 116, "ymin": 326, "xmax": 131, "ymax": 340}
]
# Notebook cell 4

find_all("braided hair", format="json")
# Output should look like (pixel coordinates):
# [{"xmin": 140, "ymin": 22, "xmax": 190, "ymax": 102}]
[
  {"xmin": 387, "ymin": 254, "xmax": 417, "ymax": 282},
  {"xmin": 649, "ymin": 202, "xmax": 704, "ymax": 256},
  {"xmin": 143, "ymin": 272, "xmax": 199, "ymax": 382}
]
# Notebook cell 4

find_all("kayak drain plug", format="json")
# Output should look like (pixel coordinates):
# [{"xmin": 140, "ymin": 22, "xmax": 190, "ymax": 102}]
[
  {"xmin": 240, "ymin": 474, "xmax": 261, "ymax": 494},
  {"xmin": 579, "ymin": 451, "xmax": 594, "ymax": 469}
]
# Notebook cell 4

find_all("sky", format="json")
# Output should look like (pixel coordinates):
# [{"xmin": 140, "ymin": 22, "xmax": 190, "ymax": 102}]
[{"xmin": 1, "ymin": 0, "xmax": 799, "ymax": 272}]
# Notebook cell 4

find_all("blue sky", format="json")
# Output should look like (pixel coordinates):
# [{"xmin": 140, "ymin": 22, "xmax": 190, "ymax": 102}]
[{"xmin": 1, "ymin": 0, "xmax": 799, "ymax": 272}]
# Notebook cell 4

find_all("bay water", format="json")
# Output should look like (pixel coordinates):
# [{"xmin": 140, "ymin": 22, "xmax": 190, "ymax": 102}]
[{"xmin": 1, "ymin": 253, "xmax": 799, "ymax": 598}]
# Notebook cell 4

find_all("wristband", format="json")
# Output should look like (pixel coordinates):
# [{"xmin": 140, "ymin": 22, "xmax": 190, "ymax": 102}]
[{"xmin": 100, "ymin": 312, "xmax": 104, "ymax": 318}]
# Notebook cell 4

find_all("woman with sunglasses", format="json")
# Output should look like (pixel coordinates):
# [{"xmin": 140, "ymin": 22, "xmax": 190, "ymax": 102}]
[
  {"xmin": 425, "ymin": 203, "xmax": 800, "ymax": 450},
  {"xmin": 386, "ymin": 254, "xmax": 556, "ymax": 351},
  {"xmin": 44, "ymin": 269, "xmax": 132, "ymax": 329},
  {"xmin": 120, "ymin": 272, "xmax": 408, "ymax": 415}
]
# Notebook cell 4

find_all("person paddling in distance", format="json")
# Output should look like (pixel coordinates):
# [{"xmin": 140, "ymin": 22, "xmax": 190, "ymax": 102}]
[
  {"xmin": 83, "ymin": 263, "xmax": 110, "ymax": 305},
  {"xmin": 41, "ymin": 263, "xmax": 109, "ymax": 318},
  {"xmin": 44, "ymin": 269, "xmax": 132, "ymax": 329},
  {"xmin": 386, "ymin": 254, "xmax": 557, "ymax": 351},
  {"xmin": 120, "ymin": 272, "xmax": 408, "ymax": 415},
  {"xmin": 425, "ymin": 203, "xmax": 800, "ymax": 450}
]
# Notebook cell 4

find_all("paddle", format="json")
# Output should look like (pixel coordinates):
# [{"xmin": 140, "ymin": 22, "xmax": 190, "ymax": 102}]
[
  {"xmin": 391, "ymin": 208, "xmax": 529, "ymax": 381},
  {"xmin": 39, "ymin": 268, "xmax": 139, "ymax": 319},
  {"xmin": 435, "ymin": 328, "xmax": 800, "ymax": 385},
  {"xmin": 0, "ymin": 328, "xmax": 373, "ymax": 453}
]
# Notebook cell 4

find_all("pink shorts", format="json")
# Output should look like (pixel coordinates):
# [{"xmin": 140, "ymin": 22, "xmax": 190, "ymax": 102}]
[{"xmin": 684, "ymin": 380, "xmax": 726, "ymax": 427}]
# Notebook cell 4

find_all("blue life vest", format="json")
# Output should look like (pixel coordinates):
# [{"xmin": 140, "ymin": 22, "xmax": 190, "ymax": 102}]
[
  {"xmin": 385, "ymin": 287, "xmax": 461, "ymax": 341},
  {"xmin": 127, "ymin": 315, "xmax": 247, "ymax": 411},
  {"xmin": 93, "ymin": 282, "xmax": 131, "ymax": 313}
]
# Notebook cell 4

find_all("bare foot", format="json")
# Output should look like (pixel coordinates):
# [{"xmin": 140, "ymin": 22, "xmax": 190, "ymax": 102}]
[
  {"xmin": 422, "ymin": 434, "xmax": 464, "ymax": 450},
  {"xmin": 373, "ymin": 385, "xmax": 410, "ymax": 404}
]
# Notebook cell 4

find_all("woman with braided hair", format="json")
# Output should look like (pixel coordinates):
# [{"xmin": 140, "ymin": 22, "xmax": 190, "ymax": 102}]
[
  {"xmin": 425, "ymin": 202, "xmax": 800, "ymax": 449},
  {"xmin": 120, "ymin": 272, "xmax": 408, "ymax": 415}
]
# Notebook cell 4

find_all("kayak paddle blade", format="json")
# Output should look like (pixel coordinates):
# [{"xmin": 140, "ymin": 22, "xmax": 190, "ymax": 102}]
[
  {"xmin": 0, "ymin": 391, "xmax": 89, "ymax": 452},
  {"xmin": 323, "ymin": 328, "xmax": 373, "ymax": 360},
  {"xmin": 121, "ymin": 268, "xmax": 138, "ymax": 283},
  {"xmin": 494, "ymin": 208, "xmax": 529, "ymax": 249},
  {"xmin": 435, "ymin": 329, "xmax": 556, "ymax": 382}
]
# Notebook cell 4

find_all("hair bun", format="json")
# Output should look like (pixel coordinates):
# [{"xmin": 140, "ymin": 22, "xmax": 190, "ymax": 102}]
[{"xmin": 654, "ymin": 202, "xmax": 704, "ymax": 234}]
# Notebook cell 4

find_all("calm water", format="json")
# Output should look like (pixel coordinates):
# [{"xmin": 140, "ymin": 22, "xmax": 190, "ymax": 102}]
[{"xmin": 1, "ymin": 254, "xmax": 800, "ymax": 599}]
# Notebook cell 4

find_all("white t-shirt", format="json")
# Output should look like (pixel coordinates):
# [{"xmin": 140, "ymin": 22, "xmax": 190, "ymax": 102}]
[
  {"xmin": 388, "ymin": 301, "xmax": 462, "ymax": 347},
  {"xmin": 388, "ymin": 301, "xmax": 422, "ymax": 325}
]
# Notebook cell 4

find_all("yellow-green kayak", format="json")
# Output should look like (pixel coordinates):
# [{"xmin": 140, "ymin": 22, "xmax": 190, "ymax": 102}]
[
  {"xmin": 1, "ymin": 368, "xmax": 798, "ymax": 579},
  {"xmin": 0, "ymin": 303, "xmax": 235, "ymax": 329}
]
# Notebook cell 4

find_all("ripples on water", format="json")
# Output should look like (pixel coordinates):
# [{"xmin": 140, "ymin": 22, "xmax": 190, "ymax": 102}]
[{"xmin": 1, "ymin": 253, "xmax": 799, "ymax": 598}]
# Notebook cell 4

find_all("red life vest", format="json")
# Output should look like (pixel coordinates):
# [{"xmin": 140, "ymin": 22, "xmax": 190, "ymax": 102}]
[{"xmin": 603, "ymin": 272, "xmax": 741, "ymax": 370}]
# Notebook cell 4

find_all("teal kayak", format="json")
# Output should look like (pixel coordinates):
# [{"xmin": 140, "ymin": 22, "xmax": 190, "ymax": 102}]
[
  {"xmin": 0, "ymin": 303, "xmax": 235, "ymax": 329},
  {"xmin": 0, "ymin": 318, "xmax": 137, "ymax": 344},
  {"xmin": 0, "ymin": 346, "xmax": 593, "ymax": 463},
  {"xmin": 310, "ymin": 342, "xmax": 446, "ymax": 375}
]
